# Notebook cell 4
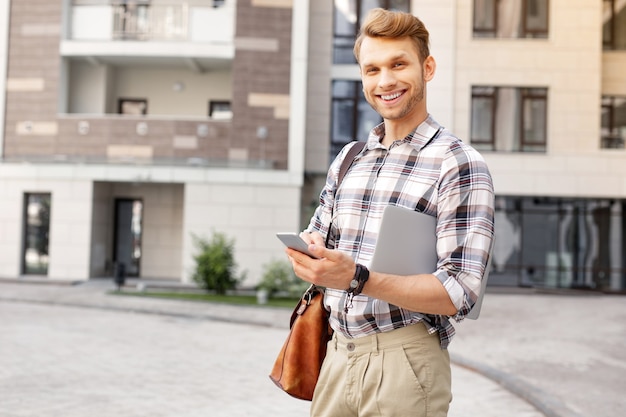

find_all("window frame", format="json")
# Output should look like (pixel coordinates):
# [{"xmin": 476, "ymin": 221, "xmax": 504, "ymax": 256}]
[
  {"xmin": 520, "ymin": 88, "xmax": 548, "ymax": 149},
  {"xmin": 522, "ymin": 0, "xmax": 550, "ymax": 38},
  {"xmin": 209, "ymin": 100, "xmax": 232, "ymax": 119},
  {"xmin": 603, "ymin": 0, "xmax": 626, "ymax": 50},
  {"xmin": 472, "ymin": 0, "xmax": 498, "ymax": 37},
  {"xmin": 472, "ymin": 0, "xmax": 550, "ymax": 39},
  {"xmin": 330, "ymin": 79, "xmax": 381, "ymax": 161},
  {"xmin": 330, "ymin": 80, "xmax": 361, "ymax": 158},
  {"xmin": 470, "ymin": 87, "xmax": 497, "ymax": 149},
  {"xmin": 118, "ymin": 98, "xmax": 148, "ymax": 115},
  {"xmin": 601, "ymin": 96, "xmax": 626, "ymax": 149},
  {"xmin": 470, "ymin": 86, "xmax": 548, "ymax": 153}
]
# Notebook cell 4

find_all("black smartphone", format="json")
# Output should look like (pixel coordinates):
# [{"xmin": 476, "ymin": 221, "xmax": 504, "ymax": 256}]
[{"xmin": 276, "ymin": 233, "xmax": 319, "ymax": 259}]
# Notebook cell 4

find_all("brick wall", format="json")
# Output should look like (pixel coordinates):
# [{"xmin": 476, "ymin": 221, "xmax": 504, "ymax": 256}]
[{"xmin": 231, "ymin": 0, "xmax": 292, "ymax": 169}]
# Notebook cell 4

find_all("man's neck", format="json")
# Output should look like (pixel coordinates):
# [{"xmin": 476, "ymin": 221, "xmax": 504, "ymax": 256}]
[{"xmin": 381, "ymin": 113, "xmax": 429, "ymax": 147}]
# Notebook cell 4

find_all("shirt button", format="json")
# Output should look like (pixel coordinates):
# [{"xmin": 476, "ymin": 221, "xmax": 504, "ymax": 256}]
[{"xmin": 346, "ymin": 343, "xmax": 355, "ymax": 352}]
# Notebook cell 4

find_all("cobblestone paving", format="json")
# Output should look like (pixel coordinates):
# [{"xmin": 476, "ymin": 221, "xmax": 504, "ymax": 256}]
[{"xmin": 0, "ymin": 297, "xmax": 544, "ymax": 417}]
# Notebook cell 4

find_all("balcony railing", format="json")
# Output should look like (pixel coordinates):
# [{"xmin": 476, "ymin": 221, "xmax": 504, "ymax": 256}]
[
  {"xmin": 601, "ymin": 135, "xmax": 625, "ymax": 149},
  {"xmin": 70, "ymin": 1, "xmax": 234, "ymax": 43},
  {"xmin": 112, "ymin": 4, "xmax": 188, "ymax": 41}
]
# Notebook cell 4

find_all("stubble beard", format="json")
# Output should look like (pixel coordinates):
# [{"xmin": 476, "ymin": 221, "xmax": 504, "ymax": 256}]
[{"xmin": 369, "ymin": 78, "xmax": 425, "ymax": 121}]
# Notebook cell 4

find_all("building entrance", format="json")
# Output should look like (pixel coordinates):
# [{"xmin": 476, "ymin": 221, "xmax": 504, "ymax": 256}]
[{"xmin": 113, "ymin": 198, "xmax": 143, "ymax": 277}]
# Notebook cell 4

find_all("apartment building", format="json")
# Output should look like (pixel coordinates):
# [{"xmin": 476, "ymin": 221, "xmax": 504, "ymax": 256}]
[
  {"xmin": 0, "ymin": 0, "xmax": 307, "ymax": 285},
  {"xmin": 1, "ymin": 0, "xmax": 625, "ymax": 292},
  {"xmin": 303, "ymin": 0, "xmax": 626, "ymax": 292}
]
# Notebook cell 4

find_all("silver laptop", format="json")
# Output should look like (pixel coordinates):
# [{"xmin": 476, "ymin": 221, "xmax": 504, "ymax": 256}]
[
  {"xmin": 369, "ymin": 205, "xmax": 438, "ymax": 276},
  {"xmin": 369, "ymin": 205, "xmax": 489, "ymax": 320}
]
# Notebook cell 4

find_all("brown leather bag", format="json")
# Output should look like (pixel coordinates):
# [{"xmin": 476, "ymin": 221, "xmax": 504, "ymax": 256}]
[
  {"xmin": 269, "ymin": 141, "xmax": 366, "ymax": 400},
  {"xmin": 269, "ymin": 285, "xmax": 333, "ymax": 401}
]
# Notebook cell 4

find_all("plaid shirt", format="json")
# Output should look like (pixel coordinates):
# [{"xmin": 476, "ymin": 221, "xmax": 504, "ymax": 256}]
[{"xmin": 306, "ymin": 115, "xmax": 495, "ymax": 348}]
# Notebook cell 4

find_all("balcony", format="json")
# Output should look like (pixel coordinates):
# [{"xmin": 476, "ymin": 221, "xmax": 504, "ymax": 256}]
[
  {"xmin": 61, "ymin": 2, "xmax": 235, "ymax": 119},
  {"xmin": 62, "ymin": 1, "xmax": 235, "ymax": 71},
  {"xmin": 601, "ymin": 135, "xmax": 625, "ymax": 149}
]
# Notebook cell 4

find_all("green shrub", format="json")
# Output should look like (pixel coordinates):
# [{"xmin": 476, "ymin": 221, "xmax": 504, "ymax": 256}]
[
  {"xmin": 257, "ymin": 259, "xmax": 309, "ymax": 298},
  {"xmin": 191, "ymin": 232, "xmax": 240, "ymax": 294}
]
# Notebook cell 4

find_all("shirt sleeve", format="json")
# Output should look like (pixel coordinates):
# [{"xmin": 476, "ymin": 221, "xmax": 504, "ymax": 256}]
[{"xmin": 433, "ymin": 141, "xmax": 495, "ymax": 320}]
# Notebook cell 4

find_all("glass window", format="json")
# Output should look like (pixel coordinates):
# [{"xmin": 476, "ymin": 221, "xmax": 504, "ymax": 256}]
[
  {"xmin": 470, "ymin": 87, "xmax": 496, "ymax": 147},
  {"xmin": 333, "ymin": 0, "xmax": 410, "ymax": 64},
  {"xmin": 524, "ymin": 0, "xmax": 549, "ymax": 34},
  {"xmin": 603, "ymin": 0, "xmax": 626, "ymax": 50},
  {"xmin": 471, "ymin": 86, "xmax": 547, "ymax": 152},
  {"xmin": 521, "ymin": 88, "xmax": 547, "ymax": 150},
  {"xmin": 473, "ymin": 0, "xmax": 497, "ymax": 37},
  {"xmin": 601, "ymin": 96, "xmax": 626, "ymax": 149},
  {"xmin": 330, "ymin": 80, "xmax": 381, "ymax": 160},
  {"xmin": 209, "ymin": 100, "xmax": 232, "ymax": 120},
  {"xmin": 23, "ymin": 193, "xmax": 51, "ymax": 275},
  {"xmin": 118, "ymin": 98, "xmax": 147, "ymax": 115},
  {"xmin": 520, "ymin": 199, "xmax": 560, "ymax": 286},
  {"xmin": 492, "ymin": 197, "xmax": 626, "ymax": 291},
  {"xmin": 473, "ymin": 0, "xmax": 549, "ymax": 39},
  {"xmin": 334, "ymin": 0, "xmax": 358, "ymax": 63}
]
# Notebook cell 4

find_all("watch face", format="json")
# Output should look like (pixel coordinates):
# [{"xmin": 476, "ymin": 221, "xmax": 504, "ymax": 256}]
[{"xmin": 349, "ymin": 279, "xmax": 359, "ymax": 289}]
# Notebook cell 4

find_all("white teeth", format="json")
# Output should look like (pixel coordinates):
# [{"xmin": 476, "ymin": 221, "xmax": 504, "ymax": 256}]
[{"xmin": 381, "ymin": 92, "xmax": 402, "ymax": 101}]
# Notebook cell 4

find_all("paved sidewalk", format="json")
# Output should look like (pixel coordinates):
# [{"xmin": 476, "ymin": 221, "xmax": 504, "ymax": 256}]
[{"xmin": 1, "ymin": 279, "xmax": 624, "ymax": 416}]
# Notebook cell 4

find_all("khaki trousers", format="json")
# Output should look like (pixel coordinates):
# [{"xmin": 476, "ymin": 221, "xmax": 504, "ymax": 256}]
[{"xmin": 310, "ymin": 323, "xmax": 452, "ymax": 417}]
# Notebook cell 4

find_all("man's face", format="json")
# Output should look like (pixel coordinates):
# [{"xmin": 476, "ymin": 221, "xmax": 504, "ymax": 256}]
[{"xmin": 359, "ymin": 36, "xmax": 432, "ymax": 124}]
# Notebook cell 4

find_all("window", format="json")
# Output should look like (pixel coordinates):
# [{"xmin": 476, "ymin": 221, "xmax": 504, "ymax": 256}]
[
  {"xmin": 470, "ymin": 86, "xmax": 547, "ymax": 152},
  {"xmin": 603, "ymin": 0, "xmax": 626, "ymax": 50},
  {"xmin": 118, "ymin": 98, "xmax": 147, "ymax": 115},
  {"xmin": 209, "ymin": 101, "xmax": 232, "ymax": 119},
  {"xmin": 330, "ymin": 80, "xmax": 381, "ymax": 160},
  {"xmin": 473, "ymin": 0, "xmax": 549, "ymax": 39},
  {"xmin": 22, "ymin": 193, "xmax": 51, "ymax": 275},
  {"xmin": 492, "ymin": 196, "xmax": 626, "ymax": 291},
  {"xmin": 601, "ymin": 96, "xmax": 626, "ymax": 149},
  {"xmin": 333, "ymin": 0, "xmax": 410, "ymax": 64}
]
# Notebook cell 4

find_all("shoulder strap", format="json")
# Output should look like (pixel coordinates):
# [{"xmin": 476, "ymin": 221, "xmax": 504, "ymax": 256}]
[
  {"xmin": 325, "ymin": 141, "xmax": 365, "ymax": 249},
  {"xmin": 337, "ymin": 141, "xmax": 366, "ymax": 188}
]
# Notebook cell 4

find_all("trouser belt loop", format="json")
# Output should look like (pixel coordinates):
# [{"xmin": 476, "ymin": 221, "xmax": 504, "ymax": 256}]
[{"xmin": 371, "ymin": 332, "xmax": 379, "ymax": 355}]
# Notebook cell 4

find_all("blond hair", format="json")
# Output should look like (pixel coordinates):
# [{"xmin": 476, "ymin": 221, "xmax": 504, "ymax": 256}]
[{"xmin": 353, "ymin": 8, "xmax": 430, "ymax": 64}]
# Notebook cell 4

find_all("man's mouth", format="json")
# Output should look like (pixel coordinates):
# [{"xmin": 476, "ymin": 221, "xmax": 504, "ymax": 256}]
[{"xmin": 380, "ymin": 91, "xmax": 403, "ymax": 101}]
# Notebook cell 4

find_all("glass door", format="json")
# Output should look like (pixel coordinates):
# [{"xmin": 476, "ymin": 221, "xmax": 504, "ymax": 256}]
[
  {"xmin": 23, "ymin": 193, "xmax": 51, "ymax": 275},
  {"xmin": 114, "ymin": 199, "xmax": 143, "ymax": 277}
]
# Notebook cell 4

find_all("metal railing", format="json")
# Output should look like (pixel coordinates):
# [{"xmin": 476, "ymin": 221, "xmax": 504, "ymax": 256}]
[{"xmin": 111, "ymin": 3, "xmax": 189, "ymax": 41}]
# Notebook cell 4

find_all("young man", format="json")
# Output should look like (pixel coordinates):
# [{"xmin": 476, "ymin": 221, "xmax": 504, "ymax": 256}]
[{"xmin": 286, "ymin": 8, "xmax": 494, "ymax": 417}]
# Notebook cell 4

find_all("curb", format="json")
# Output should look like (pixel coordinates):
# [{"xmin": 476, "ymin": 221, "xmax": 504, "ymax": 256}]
[{"xmin": 450, "ymin": 354, "xmax": 584, "ymax": 417}]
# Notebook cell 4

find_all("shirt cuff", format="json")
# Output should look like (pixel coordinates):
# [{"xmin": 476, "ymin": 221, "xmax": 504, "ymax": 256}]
[{"xmin": 433, "ymin": 269, "xmax": 469, "ymax": 312}]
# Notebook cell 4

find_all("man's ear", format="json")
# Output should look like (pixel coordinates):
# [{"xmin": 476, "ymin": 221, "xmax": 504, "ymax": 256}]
[{"xmin": 423, "ymin": 55, "xmax": 436, "ymax": 82}]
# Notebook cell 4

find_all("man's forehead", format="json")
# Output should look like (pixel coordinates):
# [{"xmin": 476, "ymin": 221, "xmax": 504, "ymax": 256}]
[{"xmin": 359, "ymin": 37, "xmax": 416, "ymax": 64}]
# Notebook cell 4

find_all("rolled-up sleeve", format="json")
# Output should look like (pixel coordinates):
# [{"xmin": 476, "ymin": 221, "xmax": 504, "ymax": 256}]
[{"xmin": 434, "ymin": 142, "xmax": 495, "ymax": 319}]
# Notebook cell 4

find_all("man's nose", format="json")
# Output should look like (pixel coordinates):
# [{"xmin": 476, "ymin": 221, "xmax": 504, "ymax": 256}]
[{"xmin": 378, "ymin": 68, "xmax": 397, "ymax": 88}]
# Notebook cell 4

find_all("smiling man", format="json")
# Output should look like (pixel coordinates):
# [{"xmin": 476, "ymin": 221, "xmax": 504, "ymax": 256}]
[{"xmin": 286, "ymin": 8, "xmax": 495, "ymax": 417}]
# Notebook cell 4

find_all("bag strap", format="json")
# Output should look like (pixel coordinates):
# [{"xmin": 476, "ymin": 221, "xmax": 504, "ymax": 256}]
[
  {"xmin": 325, "ymin": 141, "xmax": 366, "ymax": 250},
  {"xmin": 337, "ymin": 141, "xmax": 366, "ymax": 188}
]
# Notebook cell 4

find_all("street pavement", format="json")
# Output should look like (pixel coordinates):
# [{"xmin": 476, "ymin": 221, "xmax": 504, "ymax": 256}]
[{"xmin": 0, "ymin": 279, "xmax": 624, "ymax": 417}]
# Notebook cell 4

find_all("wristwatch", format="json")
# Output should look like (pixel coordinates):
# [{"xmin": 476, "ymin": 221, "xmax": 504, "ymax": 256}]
[{"xmin": 346, "ymin": 264, "xmax": 369, "ymax": 295}]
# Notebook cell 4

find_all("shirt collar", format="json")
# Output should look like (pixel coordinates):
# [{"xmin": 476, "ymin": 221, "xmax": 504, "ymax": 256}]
[{"xmin": 366, "ymin": 115, "xmax": 443, "ymax": 152}]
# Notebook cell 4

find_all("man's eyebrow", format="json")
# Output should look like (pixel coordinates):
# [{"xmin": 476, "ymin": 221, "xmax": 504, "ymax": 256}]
[{"xmin": 361, "ymin": 51, "xmax": 411, "ymax": 67}]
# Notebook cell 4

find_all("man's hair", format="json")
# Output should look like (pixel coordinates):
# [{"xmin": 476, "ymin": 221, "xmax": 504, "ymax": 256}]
[{"xmin": 353, "ymin": 8, "xmax": 430, "ymax": 64}]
